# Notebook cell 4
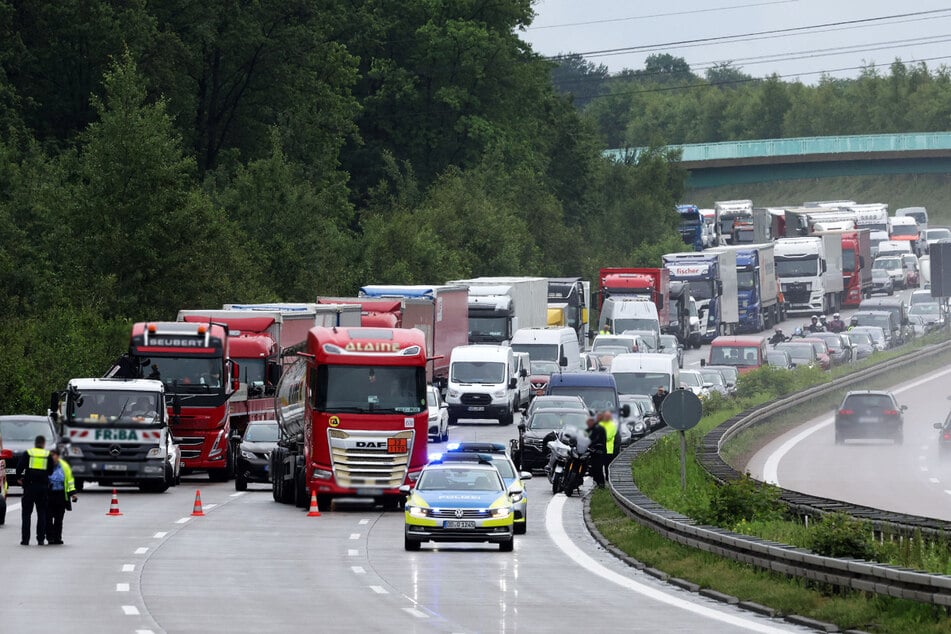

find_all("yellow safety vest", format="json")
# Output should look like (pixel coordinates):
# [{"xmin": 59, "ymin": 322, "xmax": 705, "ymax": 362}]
[
  {"xmin": 599, "ymin": 420, "xmax": 618, "ymax": 454},
  {"xmin": 60, "ymin": 458, "xmax": 76, "ymax": 497},
  {"xmin": 27, "ymin": 447, "xmax": 50, "ymax": 470}
]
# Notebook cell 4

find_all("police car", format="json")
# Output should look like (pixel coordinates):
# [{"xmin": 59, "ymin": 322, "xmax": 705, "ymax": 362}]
[
  {"xmin": 445, "ymin": 442, "xmax": 532, "ymax": 534},
  {"xmin": 401, "ymin": 457, "xmax": 519, "ymax": 552}
]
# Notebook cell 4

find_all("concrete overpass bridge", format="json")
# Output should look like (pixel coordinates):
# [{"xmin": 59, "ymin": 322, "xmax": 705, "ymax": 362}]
[{"xmin": 605, "ymin": 132, "xmax": 951, "ymax": 188}]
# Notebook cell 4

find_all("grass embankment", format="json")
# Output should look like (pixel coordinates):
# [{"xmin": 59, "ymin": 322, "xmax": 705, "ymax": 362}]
[
  {"xmin": 687, "ymin": 173, "xmax": 951, "ymax": 225},
  {"xmin": 591, "ymin": 490, "xmax": 951, "ymax": 634}
]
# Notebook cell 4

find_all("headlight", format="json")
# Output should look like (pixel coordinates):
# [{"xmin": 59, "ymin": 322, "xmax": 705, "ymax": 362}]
[
  {"xmin": 66, "ymin": 446, "xmax": 83, "ymax": 458},
  {"xmin": 491, "ymin": 506, "xmax": 512, "ymax": 518},
  {"xmin": 448, "ymin": 389, "xmax": 460, "ymax": 398},
  {"xmin": 407, "ymin": 505, "xmax": 428, "ymax": 518},
  {"xmin": 492, "ymin": 389, "xmax": 507, "ymax": 399},
  {"xmin": 146, "ymin": 447, "xmax": 164, "ymax": 459},
  {"xmin": 240, "ymin": 450, "xmax": 256, "ymax": 460},
  {"xmin": 634, "ymin": 422, "xmax": 646, "ymax": 433}
]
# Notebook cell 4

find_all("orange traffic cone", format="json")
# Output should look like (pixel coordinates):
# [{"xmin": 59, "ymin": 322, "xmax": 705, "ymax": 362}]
[
  {"xmin": 306, "ymin": 490, "xmax": 321, "ymax": 517},
  {"xmin": 106, "ymin": 489, "xmax": 123, "ymax": 516},
  {"xmin": 191, "ymin": 489, "xmax": 205, "ymax": 517}
]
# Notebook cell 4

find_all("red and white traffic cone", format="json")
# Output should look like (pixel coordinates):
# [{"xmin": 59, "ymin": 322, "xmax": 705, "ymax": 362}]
[
  {"xmin": 306, "ymin": 490, "xmax": 321, "ymax": 517},
  {"xmin": 191, "ymin": 489, "xmax": 205, "ymax": 517},
  {"xmin": 106, "ymin": 489, "xmax": 123, "ymax": 516}
]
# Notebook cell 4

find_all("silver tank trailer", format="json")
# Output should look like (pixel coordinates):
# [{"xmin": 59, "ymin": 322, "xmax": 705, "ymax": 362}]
[{"xmin": 275, "ymin": 357, "xmax": 307, "ymax": 438}]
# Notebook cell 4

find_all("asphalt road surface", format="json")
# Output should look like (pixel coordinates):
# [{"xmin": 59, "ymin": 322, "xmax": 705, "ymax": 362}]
[
  {"xmin": 747, "ymin": 359, "xmax": 951, "ymax": 521},
  {"xmin": 3, "ymin": 416, "xmax": 808, "ymax": 633}
]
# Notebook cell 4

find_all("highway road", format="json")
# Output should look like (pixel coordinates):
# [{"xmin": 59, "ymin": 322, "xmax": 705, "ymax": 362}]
[
  {"xmin": 747, "ymin": 352, "xmax": 951, "ymax": 521},
  {"xmin": 3, "ymin": 416, "xmax": 808, "ymax": 633}
]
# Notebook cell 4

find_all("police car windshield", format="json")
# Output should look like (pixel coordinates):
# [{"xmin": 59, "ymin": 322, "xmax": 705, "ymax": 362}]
[
  {"xmin": 68, "ymin": 390, "xmax": 161, "ymax": 426},
  {"xmin": 416, "ymin": 467, "xmax": 503, "ymax": 492}
]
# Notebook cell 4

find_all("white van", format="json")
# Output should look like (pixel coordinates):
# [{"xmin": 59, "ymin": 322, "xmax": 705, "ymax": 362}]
[
  {"xmin": 610, "ymin": 353, "xmax": 680, "ymax": 397},
  {"xmin": 897, "ymin": 206, "xmax": 928, "ymax": 232},
  {"xmin": 920, "ymin": 255, "xmax": 931, "ymax": 289},
  {"xmin": 598, "ymin": 297, "xmax": 660, "ymax": 341},
  {"xmin": 511, "ymin": 327, "xmax": 582, "ymax": 372},
  {"xmin": 446, "ymin": 345, "xmax": 524, "ymax": 426},
  {"xmin": 876, "ymin": 240, "xmax": 912, "ymax": 257}
]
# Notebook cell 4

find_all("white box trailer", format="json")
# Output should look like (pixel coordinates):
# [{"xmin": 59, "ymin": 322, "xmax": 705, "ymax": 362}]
[{"xmin": 705, "ymin": 248, "xmax": 740, "ymax": 334}]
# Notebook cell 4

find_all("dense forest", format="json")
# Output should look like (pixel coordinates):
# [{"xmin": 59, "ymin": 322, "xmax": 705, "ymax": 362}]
[
  {"xmin": 555, "ymin": 53, "xmax": 951, "ymax": 148},
  {"xmin": 0, "ymin": 1, "xmax": 686, "ymax": 412}
]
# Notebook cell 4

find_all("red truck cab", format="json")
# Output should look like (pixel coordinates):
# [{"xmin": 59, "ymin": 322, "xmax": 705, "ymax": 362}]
[{"xmin": 599, "ymin": 268, "xmax": 670, "ymax": 327}]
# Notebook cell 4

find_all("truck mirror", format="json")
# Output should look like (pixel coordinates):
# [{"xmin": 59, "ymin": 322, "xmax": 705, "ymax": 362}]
[
  {"xmin": 519, "ymin": 368, "xmax": 528, "ymax": 378},
  {"xmin": 49, "ymin": 392, "xmax": 59, "ymax": 422},
  {"xmin": 231, "ymin": 361, "xmax": 241, "ymax": 391},
  {"xmin": 267, "ymin": 362, "xmax": 282, "ymax": 387},
  {"xmin": 559, "ymin": 356, "xmax": 568, "ymax": 367},
  {"xmin": 172, "ymin": 397, "xmax": 182, "ymax": 420},
  {"xmin": 399, "ymin": 484, "xmax": 412, "ymax": 494},
  {"xmin": 859, "ymin": 256, "xmax": 866, "ymax": 268},
  {"xmin": 700, "ymin": 359, "xmax": 706, "ymax": 367},
  {"xmin": 508, "ymin": 378, "xmax": 518, "ymax": 390},
  {"xmin": 716, "ymin": 281, "xmax": 723, "ymax": 295}
]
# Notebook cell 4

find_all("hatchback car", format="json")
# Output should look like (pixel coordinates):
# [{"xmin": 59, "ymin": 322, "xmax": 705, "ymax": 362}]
[
  {"xmin": 845, "ymin": 331, "xmax": 875, "ymax": 360},
  {"xmin": 774, "ymin": 341, "xmax": 818, "ymax": 368},
  {"xmin": 934, "ymin": 411, "xmax": 951, "ymax": 458},
  {"xmin": 678, "ymin": 370, "xmax": 709, "ymax": 398},
  {"xmin": 0, "ymin": 416, "xmax": 59, "ymax": 489},
  {"xmin": 443, "ymin": 443, "xmax": 532, "ymax": 534},
  {"xmin": 799, "ymin": 338, "xmax": 832, "ymax": 371},
  {"xmin": 870, "ymin": 268, "xmax": 894, "ymax": 296},
  {"xmin": 811, "ymin": 332, "xmax": 851, "ymax": 365},
  {"xmin": 402, "ymin": 460, "xmax": 517, "ymax": 551},
  {"xmin": 426, "ymin": 384, "xmax": 450, "ymax": 442},
  {"xmin": 704, "ymin": 365, "xmax": 739, "ymax": 393},
  {"xmin": 699, "ymin": 369, "xmax": 730, "ymax": 396},
  {"xmin": 524, "ymin": 394, "xmax": 588, "ymax": 420},
  {"xmin": 901, "ymin": 253, "xmax": 920, "ymax": 288},
  {"xmin": 766, "ymin": 349, "xmax": 794, "ymax": 369},
  {"xmin": 872, "ymin": 256, "xmax": 905, "ymax": 289},
  {"xmin": 512, "ymin": 408, "xmax": 589, "ymax": 472},
  {"xmin": 234, "ymin": 419, "xmax": 280, "ymax": 491},
  {"xmin": 849, "ymin": 325, "xmax": 888, "ymax": 352},
  {"xmin": 835, "ymin": 391, "xmax": 906, "ymax": 445},
  {"xmin": 528, "ymin": 360, "xmax": 560, "ymax": 399},
  {"xmin": 659, "ymin": 335, "xmax": 684, "ymax": 368}
]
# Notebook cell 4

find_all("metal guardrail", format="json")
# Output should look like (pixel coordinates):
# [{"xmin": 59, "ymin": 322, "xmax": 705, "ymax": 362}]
[{"xmin": 608, "ymin": 337, "xmax": 951, "ymax": 606}]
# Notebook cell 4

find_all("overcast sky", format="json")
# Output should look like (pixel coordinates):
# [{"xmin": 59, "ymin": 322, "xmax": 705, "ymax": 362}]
[{"xmin": 522, "ymin": 1, "xmax": 951, "ymax": 82}]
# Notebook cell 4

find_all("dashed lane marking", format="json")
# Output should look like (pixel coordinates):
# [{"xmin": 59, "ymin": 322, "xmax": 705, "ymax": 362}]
[
  {"xmin": 921, "ymin": 466, "xmax": 929, "ymax": 472},
  {"xmin": 204, "ymin": 503, "xmax": 217, "ymax": 510},
  {"xmin": 351, "ymin": 566, "xmax": 366, "ymax": 574},
  {"xmin": 229, "ymin": 492, "xmax": 246, "ymax": 497},
  {"xmin": 370, "ymin": 586, "xmax": 388, "ymax": 594},
  {"xmin": 349, "ymin": 533, "xmax": 361, "ymax": 540},
  {"xmin": 930, "ymin": 478, "xmax": 941, "ymax": 484},
  {"xmin": 121, "ymin": 606, "xmax": 140, "ymax": 616},
  {"xmin": 9, "ymin": 503, "xmax": 20, "ymax": 512},
  {"xmin": 116, "ymin": 583, "xmax": 130, "ymax": 592},
  {"xmin": 944, "ymin": 490, "xmax": 951, "ymax": 495},
  {"xmin": 136, "ymin": 630, "xmax": 155, "ymax": 634},
  {"xmin": 359, "ymin": 519, "xmax": 369, "ymax": 525},
  {"xmin": 348, "ymin": 549, "xmax": 359, "ymax": 556},
  {"xmin": 403, "ymin": 608, "xmax": 429, "ymax": 619},
  {"xmin": 153, "ymin": 532, "xmax": 168, "ymax": 539},
  {"xmin": 175, "ymin": 517, "xmax": 190, "ymax": 524},
  {"xmin": 134, "ymin": 547, "xmax": 148, "ymax": 555},
  {"xmin": 122, "ymin": 564, "xmax": 134, "ymax": 572}
]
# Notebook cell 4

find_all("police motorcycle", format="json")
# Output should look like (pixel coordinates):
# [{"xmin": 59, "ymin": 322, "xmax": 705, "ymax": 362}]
[{"xmin": 545, "ymin": 426, "xmax": 591, "ymax": 497}]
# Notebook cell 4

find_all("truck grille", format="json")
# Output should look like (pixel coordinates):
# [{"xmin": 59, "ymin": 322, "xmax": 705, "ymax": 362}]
[
  {"xmin": 782, "ymin": 282, "xmax": 810, "ymax": 304},
  {"xmin": 461, "ymin": 393, "xmax": 491, "ymax": 405},
  {"xmin": 429, "ymin": 508, "xmax": 492, "ymax": 519},
  {"xmin": 175, "ymin": 436, "xmax": 204, "ymax": 459},
  {"xmin": 328, "ymin": 429, "xmax": 414, "ymax": 489},
  {"xmin": 83, "ymin": 443, "xmax": 153, "ymax": 461}
]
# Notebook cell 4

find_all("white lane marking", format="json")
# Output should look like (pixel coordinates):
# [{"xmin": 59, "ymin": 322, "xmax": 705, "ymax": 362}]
[
  {"xmin": 402, "ymin": 608, "xmax": 429, "ymax": 619},
  {"xmin": 349, "ymin": 533, "xmax": 361, "ymax": 540},
  {"xmin": 921, "ymin": 466, "xmax": 929, "ymax": 472},
  {"xmin": 9, "ymin": 503, "xmax": 20, "ymax": 512},
  {"xmin": 116, "ymin": 583, "xmax": 130, "ymax": 592},
  {"xmin": 370, "ymin": 585, "xmax": 389, "ymax": 594},
  {"xmin": 351, "ymin": 566, "xmax": 366, "ymax": 574},
  {"xmin": 121, "ymin": 606, "xmax": 140, "ymax": 616},
  {"xmin": 930, "ymin": 478, "xmax": 940, "ymax": 484},
  {"xmin": 688, "ymin": 361, "xmax": 701, "ymax": 366},
  {"xmin": 134, "ymin": 547, "xmax": 148, "ymax": 555},
  {"xmin": 230, "ymin": 492, "xmax": 246, "ymax": 497},
  {"xmin": 153, "ymin": 531, "xmax": 168, "ymax": 539},
  {"xmin": 176, "ymin": 517, "xmax": 191, "ymax": 524},
  {"xmin": 136, "ymin": 630, "xmax": 155, "ymax": 634},
  {"xmin": 546, "ymin": 496, "xmax": 788, "ymax": 633},
  {"xmin": 205, "ymin": 503, "xmax": 217, "ymax": 510},
  {"xmin": 359, "ymin": 519, "xmax": 369, "ymax": 525},
  {"xmin": 764, "ymin": 366, "xmax": 951, "ymax": 486},
  {"xmin": 122, "ymin": 564, "xmax": 135, "ymax": 573},
  {"xmin": 348, "ymin": 549, "xmax": 359, "ymax": 556},
  {"xmin": 944, "ymin": 490, "xmax": 951, "ymax": 496}
]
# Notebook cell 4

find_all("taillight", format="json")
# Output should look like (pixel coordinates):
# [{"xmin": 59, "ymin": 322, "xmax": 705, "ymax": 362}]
[
  {"xmin": 839, "ymin": 409, "xmax": 854, "ymax": 415},
  {"xmin": 883, "ymin": 409, "xmax": 899, "ymax": 416},
  {"xmin": 943, "ymin": 433, "xmax": 950, "ymax": 440}
]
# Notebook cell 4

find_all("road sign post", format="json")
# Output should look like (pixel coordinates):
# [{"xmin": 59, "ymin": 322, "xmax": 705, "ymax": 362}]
[{"xmin": 660, "ymin": 389, "xmax": 703, "ymax": 491}]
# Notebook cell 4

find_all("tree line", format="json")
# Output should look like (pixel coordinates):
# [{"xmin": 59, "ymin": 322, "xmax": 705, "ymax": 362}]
[{"xmin": 0, "ymin": 1, "xmax": 685, "ymax": 412}]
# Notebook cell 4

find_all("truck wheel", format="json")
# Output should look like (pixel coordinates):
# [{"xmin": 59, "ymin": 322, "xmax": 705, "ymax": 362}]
[
  {"xmin": 294, "ymin": 469, "xmax": 309, "ymax": 508},
  {"xmin": 382, "ymin": 495, "xmax": 403, "ymax": 512},
  {"xmin": 270, "ymin": 450, "xmax": 283, "ymax": 502},
  {"xmin": 208, "ymin": 450, "xmax": 232, "ymax": 482},
  {"xmin": 317, "ymin": 494, "xmax": 333, "ymax": 512}
]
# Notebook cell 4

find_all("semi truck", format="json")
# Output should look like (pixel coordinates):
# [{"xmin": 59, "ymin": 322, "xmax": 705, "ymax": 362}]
[
  {"xmin": 676, "ymin": 204, "xmax": 704, "ymax": 251},
  {"xmin": 111, "ymin": 322, "xmax": 238, "ymax": 481},
  {"xmin": 270, "ymin": 327, "xmax": 429, "ymax": 512},
  {"xmin": 444, "ymin": 277, "xmax": 547, "ymax": 346},
  {"xmin": 715, "ymin": 199, "xmax": 753, "ymax": 245},
  {"xmin": 547, "ymin": 277, "xmax": 590, "ymax": 348},
  {"xmin": 662, "ymin": 252, "xmax": 739, "ymax": 342},
  {"xmin": 666, "ymin": 280, "xmax": 694, "ymax": 345},
  {"xmin": 784, "ymin": 207, "xmax": 856, "ymax": 238},
  {"xmin": 850, "ymin": 203, "xmax": 889, "ymax": 233},
  {"xmin": 818, "ymin": 229, "xmax": 872, "ymax": 306},
  {"xmin": 598, "ymin": 268, "xmax": 670, "ymax": 329},
  {"xmin": 774, "ymin": 235, "xmax": 844, "ymax": 315},
  {"xmin": 51, "ymin": 378, "xmax": 180, "ymax": 492},
  {"xmin": 732, "ymin": 208, "xmax": 772, "ymax": 244},
  {"xmin": 713, "ymin": 244, "xmax": 780, "ymax": 332}
]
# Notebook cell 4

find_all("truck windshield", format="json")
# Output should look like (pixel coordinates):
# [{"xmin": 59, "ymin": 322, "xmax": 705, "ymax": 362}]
[
  {"xmin": 141, "ymin": 356, "xmax": 225, "ymax": 394},
  {"xmin": 613, "ymin": 372, "xmax": 670, "ymax": 395},
  {"xmin": 709, "ymin": 346, "xmax": 761, "ymax": 366},
  {"xmin": 612, "ymin": 319, "xmax": 656, "ymax": 334},
  {"xmin": 689, "ymin": 281, "xmax": 715, "ymax": 300},
  {"xmin": 549, "ymin": 386, "xmax": 618, "ymax": 412},
  {"xmin": 775, "ymin": 257, "xmax": 818, "ymax": 277},
  {"xmin": 891, "ymin": 226, "xmax": 918, "ymax": 237},
  {"xmin": 68, "ymin": 390, "xmax": 162, "ymax": 426},
  {"xmin": 511, "ymin": 344, "xmax": 558, "ymax": 362},
  {"xmin": 842, "ymin": 249, "xmax": 856, "ymax": 272},
  {"xmin": 315, "ymin": 365, "xmax": 425, "ymax": 414},
  {"xmin": 736, "ymin": 270, "xmax": 756, "ymax": 290},
  {"xmin": 235, "ymin": 358, "xmax": 266, "ymax": 385},
  {"xmin": 451, "ymin": 361, "xmax": 506, "ymax": 384},
  {"xmin": 468, "ymin": 317, "xmax": 508, "ymax": 341}
]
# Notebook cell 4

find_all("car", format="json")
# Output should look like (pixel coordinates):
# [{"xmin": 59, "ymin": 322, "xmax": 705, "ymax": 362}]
[
  {"xmin": 0, "ymin": 415, "xmax": 59, "ymax": 489},
  {"xmin": 0, "ymin": 435, "xmax": 10, "ymax": 525},
  {"xmin": 528, "ymin": 359, "xmax": 560, "ymax": 399},
  {"xmin": 524, "ymin": 395, "xmax": 588, "ymax": 420},
  {"xmin": 869, "ymin": 268, "xmax": 894, "ymax": 296},
  {"xmin": 908, "ymin": 302, "xmax": 943, "ymax": 331},
  {"xmin": 766, "ymin": 349, "xmax": 794, "ymax": 369},
  {"xmin": 774, "ymin": 341, "xmax": 818, "ymax": 368},
  {"xmin": 933, "ymin": 411, "xmax": 951, "ymax": 458},
  {"xmin": 852, "ymin": 310, "xmax": 899, "ymax": 347},
  {"xmin": 845, "ymin": 331, "xmax": 875, "ymax": 360},
  {"xmin": 678, "ymin": 370, "xmax": 709, "ymax": 398},
  {"xmin": 588, "ymin": 348, "xmax": 625, "ymax": 372},
  {"xmin": 659, "ymin": 334, "xmax": 684, "ymax": 368},
  {"xmin": 872, "ymin": 256, "xmax": 905, "ymax": 289},
  {"xmin": 591, "ymin": 334, "xmax": 643, "ymax": 355},
  {"xmin": 918, "ymin": 227, "xmax": 951, "ymax": 255},
  {"xmin": 581, "ymin": 352, "xmax": 607, "ymax": 372},
  {"xmin": 704, "ymin": 365, "xmax": 739, "ymax": 393},
  {"xmin": 811, "ymin": 332, "xmax": 851, "ymax": 365},
  {"xmin": 849, "ymin": 326, "xmax": 888, "ymax": 352},
  {"xmin": 443, "ymin": 442, "xmax": 532, "ymax": 534},
  {"xmin": 426, "ymin": 384, "xmax": 450, "ymax": 442},
  {"xmin": 233, "ymin": 419, "xmax": 280, "ymax": 491},
  {"xmin": 618, "ymin": 396, "xmax": 647, "ymax": 443},
  {"xmin": 512, "ymin": 408, "xmax": 589, "ymax": 472},
  {"xmin": 901, "ymin": 253, "xmax": 920, "ymax": 288},
  {"xmin": 699, "ymin": 368, "xmax": 730, "ymax": 396},
  {"xmin": 402, "ymin": 459, "xmax": 519, "ymax": 551},
  {"xmin": 799, "ymin": 338, "xmax": 832, "ymax": 371},
  {"xmin": 909, "ymin": 289, "xmax": 935, "ymax": 306},
  {"xmin": 621, "ymin": 329, "xmax": 659, "ymax": 352},
  {"xmin": 835, "ymin": 390, "xmax": 906, "ymax": 445},
  {"xmin": 626, "ymin": 394, "xmax": 662, "ymax": 431}
]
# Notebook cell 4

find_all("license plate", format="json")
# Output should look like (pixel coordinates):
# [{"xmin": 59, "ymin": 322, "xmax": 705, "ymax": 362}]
[
  {"xmin": 468, "ymin": 406, "xmax": 485, "ymax": 412},
  {"xmin": 859, "ymin": 417, "xmax": 879, "ymax": 424},
  {"xmin": 444, "ymin": 520, "xmax": 476, "ymax": 529},
  {"xmin": 387, "ymin": 438, "xmax": 408, "ymax": 454},
  {"xmin": 554, "ymin": 466, "xmax": 564, "ymax": 474},
  {"xmin": 104, "ymin": 464, "xmax": 128, "ymax": 471},
  {"xmin": 5, "ymin": 468, "xmax": 14, "ymax": 475}
]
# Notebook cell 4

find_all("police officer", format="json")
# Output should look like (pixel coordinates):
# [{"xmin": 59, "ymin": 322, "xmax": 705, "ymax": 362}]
[
  {"xmin": 16, "ymin": 435, "xmax": 53, "ymax": 546},
  {"xmin": 585, "ymin": 417, "xmax": 607, "ymax": 489},
  {"xmin": 598, "ymin": 411, "xmax": 619, "ymax": 480},
  {"xmin": 599, "ymin": 324, "xmax": 612, "ymax": 335},
  {"xmin": 47, "ymin": 449, "xmax": 77, "ymax": 545}
]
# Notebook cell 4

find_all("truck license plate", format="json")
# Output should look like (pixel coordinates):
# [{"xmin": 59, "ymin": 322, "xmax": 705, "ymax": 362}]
[
  {"xmin": 444, "ymin": 520, "xmax": 475, "ymax": 529},
  {"xmin": 387, "ymin": 438, "xmax": 408, "ymax": 454},
  {"xmin": 468, "ymin": 406, "xmax": 485, "ymax": 412},
  {"xmin": 104, "ymin": 464, "xmax": 128, "ymax": 471}
]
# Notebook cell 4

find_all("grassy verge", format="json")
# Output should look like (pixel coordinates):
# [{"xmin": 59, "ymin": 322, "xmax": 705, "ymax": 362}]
[{"xmin": 590, "ymin": 489, "xmax": 951, "ymax": 633}]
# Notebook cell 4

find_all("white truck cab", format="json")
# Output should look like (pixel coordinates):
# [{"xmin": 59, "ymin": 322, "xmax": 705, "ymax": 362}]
[
  {"xmin": 445, "ymin": 346, "xmax": 525, "ymax": 426},
  {"xmin": 51, "ymin": 378, "xmax": 180, "ymax": 492}
]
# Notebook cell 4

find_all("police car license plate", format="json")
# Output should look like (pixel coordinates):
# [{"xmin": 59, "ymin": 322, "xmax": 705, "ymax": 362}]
[
  {"xmin": 444, "ymin": 520, "xmax": 476, "ymax": 529},
  {"xmin": 104, "ymin": 464, "xmax": 128, "ymax": 471},
  {"xmin": 468, "ymin": 406, "xmax": 485, "ymax": 412}
]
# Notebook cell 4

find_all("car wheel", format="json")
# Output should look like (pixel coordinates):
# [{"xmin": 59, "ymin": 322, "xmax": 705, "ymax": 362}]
[
  {"xmin": 404, "ymin": 535, "xmax": 421, "ymax": 551},
  {"xmin": 499, "ymin": 536, "xmax": 514, "ymax": 552},
  {"xmin": 500, "ymin": 409, "xmax": 514, "ymax": 426},
  {"xmin": 514, "ymin": 515, "xmax": 527, "ymax": 535}
]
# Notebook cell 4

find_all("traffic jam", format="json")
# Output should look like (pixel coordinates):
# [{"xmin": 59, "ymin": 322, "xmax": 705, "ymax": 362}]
[{"xmin": 2, "ymin": 199, "xmax": 944, "ymax": 552}]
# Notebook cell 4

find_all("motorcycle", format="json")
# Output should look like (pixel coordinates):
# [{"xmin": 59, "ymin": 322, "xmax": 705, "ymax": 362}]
[{"xmin": 545, "ymin": 426, "xmax": 591, "ymax": 497}]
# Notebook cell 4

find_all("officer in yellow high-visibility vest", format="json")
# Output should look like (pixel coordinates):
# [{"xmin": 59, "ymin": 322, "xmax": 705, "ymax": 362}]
[
  {"xmin": 16, "ymin": 435, "xmax": 53, "ymax": 546},
  {"xmin": 47, "ymin": 449, "xmax": 78, "ymax": 545},
  {"xmin": 597, "ymin": 411, "xmax": 618, "ymax": 481}
]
